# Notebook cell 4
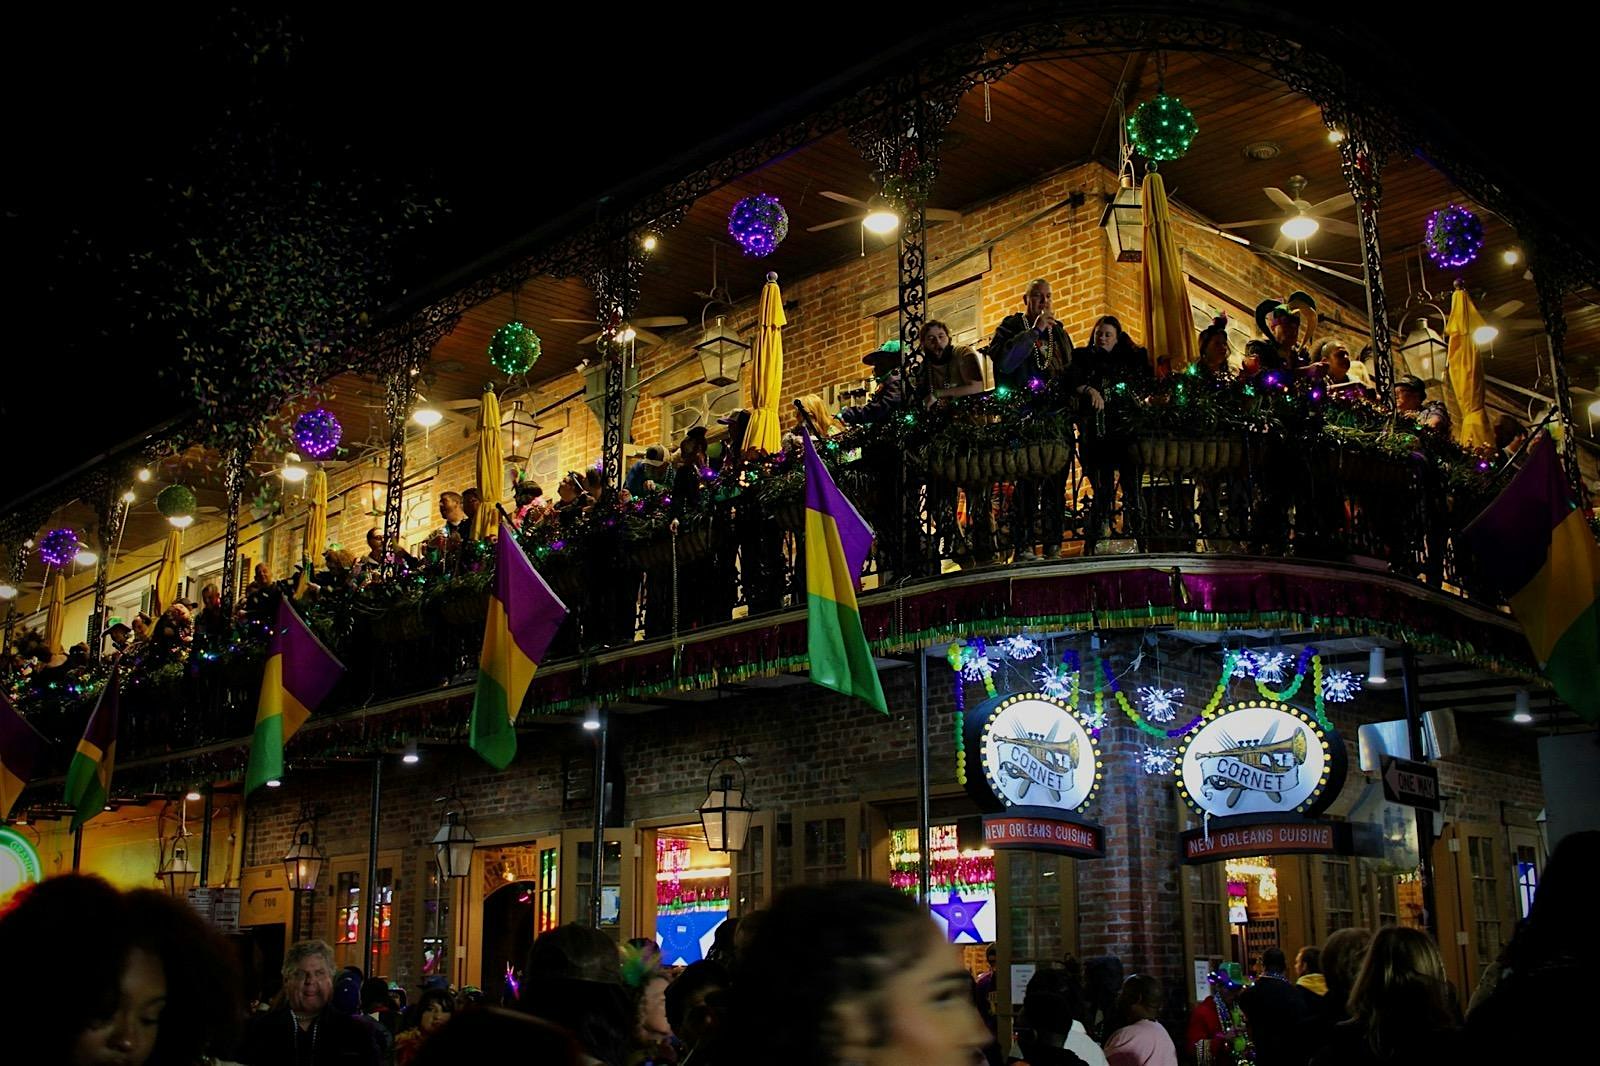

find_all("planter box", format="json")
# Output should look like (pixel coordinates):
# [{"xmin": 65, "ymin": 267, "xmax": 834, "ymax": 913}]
[
  {"xmin": 1136, "ymin": 436, "xmax": 1250, "ymax": 475},
  {"xmin": 923, "ymin": 439, "xmax": 1069, "ymax": 483}
]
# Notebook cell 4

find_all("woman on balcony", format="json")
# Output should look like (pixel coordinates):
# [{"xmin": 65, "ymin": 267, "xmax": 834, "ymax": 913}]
[{"xmin": 1075, "ymin": 316, "xmax": 1150, "ymax": 554}]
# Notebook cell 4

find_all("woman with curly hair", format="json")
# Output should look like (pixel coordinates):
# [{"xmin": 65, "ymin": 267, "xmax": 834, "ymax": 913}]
[{"xmin": 0, "ymin": 874, "xmax": 242, "ymax": 1065}]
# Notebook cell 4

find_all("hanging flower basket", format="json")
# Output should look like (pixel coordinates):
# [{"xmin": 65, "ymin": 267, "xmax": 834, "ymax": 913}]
[
  {"xmin": 374, "ymin": 602, "xmax": 429, "ymax": 643},
  {"xmin": 629, "ymin": 516, "xmax": 712, "ymax": 571},
  {"xmin": 920, "ymin": 441, "xmax": 1070, "ymax": 484},
  {"xmin": 1136, "ymin": 436, "xmax": 1251, "ymax": 475}
]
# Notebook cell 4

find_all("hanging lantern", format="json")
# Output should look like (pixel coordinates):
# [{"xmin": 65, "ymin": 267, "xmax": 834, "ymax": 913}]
[
  {"xmin": 1127, "ymin": 92, "xmax": 1198, "ymax": 162},
  {"xmin": 1425, "ymin": 204, "xmax": 1484, "ymax": 268},
  {"xmin": 432, "ymin": 810, "xmax": 477, "ymax": 879},
  {"xmin": 489, "ymin": 321, "xmax": 542, "ymax": 377},
  {"xmin": 38, "ymin": 528, "xmax": 80, "ymax": 568},
  {"xmin": 1398, "ymin": 316, "xmax": 1448, "ymax": 385},
  {"xmin": 727, "ymin": 193, "xmax": 789, "ymax": 258},
  {"xmin": 157, "ymin": 837, "xmax": 199, "ymax": 898},
  {"xmin": 698, "ymin": 754, "xmax": 755, "ymax": 852},
  {"xmin": 292, "ymin": 408, "xmax": 343, "ymax": 459},
  {"xmin": 694, "ymin": 316, "xmax": 751, "ymax": 387},
  {"xmin": 157, "ymin": 484, "xmax": 198, "ymax": 521},
  {"xmin": 1100, "ymin": 183, "xmax": 1144, "ymax": 263},
  {"xmin": 282, "ymin": 831, "xmax": 326, "ymax": 892}
]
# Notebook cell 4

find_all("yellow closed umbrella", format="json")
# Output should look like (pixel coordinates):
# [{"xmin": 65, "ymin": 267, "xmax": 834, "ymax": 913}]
[
  {"xmin": 1446, "ymin": 284, "xmax": 1494, "ymax": 449},
  {"xmin": 295, "ymin": 468, "xmax": 327, "ymax": 600},
  {"xmin": 745, "ymin": 271, "xmax": 787, "ymax": 454},
  {"xmin": 153, "ymin": 531, "xmax": 182, "ymax": 615},
  {"xmin": 43, "ymin": 571, "xmax": 66, "ymax": 656},
  {"xmin": 1140, "ymin": 170, "xmax": 1198, "ymax": 375},
  {"xmin": 472, "ymin": 387, "xmax": 502, "ymax": 540}
]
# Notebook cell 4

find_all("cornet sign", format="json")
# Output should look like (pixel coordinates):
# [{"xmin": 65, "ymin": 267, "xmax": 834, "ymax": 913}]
[
  {"xmin": 1177, "ymin": 701, "xmax": 1345, "ymax": 819},
  {"xmin": 963, "ymin": 692, "xmax": 1106, "ymax": 859}
]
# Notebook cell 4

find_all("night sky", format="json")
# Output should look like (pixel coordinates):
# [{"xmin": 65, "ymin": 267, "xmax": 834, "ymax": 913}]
[{"xmin": 0, "ymin": 5, "xmax": 1577, "ymax": 505}]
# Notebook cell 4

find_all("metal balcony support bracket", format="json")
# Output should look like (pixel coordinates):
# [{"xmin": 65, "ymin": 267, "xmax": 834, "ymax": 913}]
[
  {"xmin": 377, "ymin": 318, "xmax": 458, "ymax": 579},
  {"xmin": 89, "ymin": 479, "xmax": 125, "ymax": 664},
  {"xmin": 1532, "ymin": 258, "xmax": 1586, "ymax": 502}
]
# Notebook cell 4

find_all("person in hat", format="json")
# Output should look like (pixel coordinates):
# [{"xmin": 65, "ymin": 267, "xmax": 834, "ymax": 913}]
[
  {"xmin": 1186, "ymin": 963, "xmax": 1254, "ymax": 1065},
  {"xmin": 102, "ymin": 619, "xmax": 134, "ymax": 657},
  {"xmin": 1245, "ymin": 298, "xmax": 1312, "ymax": 382},
  {"xmin": 518, "ymin": 924, "xmax": 636, "ymax": 1066},
  {"xmin": 1393, "ymin": 374, "xmax": 1451, "ymax": 434},
  {"xmin": 626, "ymin": 445, "xmax": 672, "ymax": 496},
  {"xmin": 1198, "ymin": 315, "xmax": 1233, "ymax": 379},
  {"xmin": 1286, "ymin": 290, "xmax": 1319, "ymax": 349},
  {"xmin": 838, "ymin": 340, "xmax": 909, "ymax": 425}
]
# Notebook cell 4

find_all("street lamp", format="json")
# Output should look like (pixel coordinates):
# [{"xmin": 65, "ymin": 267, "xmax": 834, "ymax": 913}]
[
  {"xmin": 432, "ymin": 810, "xmax": 477, "ymax": 879},
  {"xmin": 157, "ymin": 797, "xmax": 198, "ymax": 898},
  {"xmin": 698, "ymin": 754, "xmax": 755, "ymax": 852},
  {"xmin": 283, "ymin": 807, "xmax": 327, "ymax": 893}
]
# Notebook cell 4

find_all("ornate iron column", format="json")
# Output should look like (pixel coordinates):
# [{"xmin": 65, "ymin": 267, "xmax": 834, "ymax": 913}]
[
  {"xmin": 377, "ymin": 319, "xmax": 457, "ymax": 579},
  {"xmin": 583, "ymin": 247, "xmax": 645, "ymax": 495},
  {"xmin": 219, "ymin": 442, "xmax": 249, "ymax": 615},
  {"xmin": 2, "ymin": 539, "xmax": 28, "ymax": 654},
  {"xmin": 1532, "ymin": 258, "xmax": 1586, "ymax": 500},
  {"xmin": 89, "ymin": 480, "xmax": 125, "ymax": 664},
  {"xmin": 1329, "ymin": 115, "xmax": 1395, "ymax": 399}
]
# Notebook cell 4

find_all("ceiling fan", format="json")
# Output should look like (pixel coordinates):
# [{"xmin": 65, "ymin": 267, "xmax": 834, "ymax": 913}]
[
  {"xmin": 1217, "ymin": 175, "xmax": 1357, "ymax": 251},
  {"xmin": 806, "ymin": 190, "xmax": 962, "ymax": 234},
  {"xmin": 550, "ymin": 315, "xmax": 687, "ymax": 347}
]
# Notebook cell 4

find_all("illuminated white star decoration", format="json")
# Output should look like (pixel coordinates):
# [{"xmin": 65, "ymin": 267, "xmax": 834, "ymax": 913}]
[
  {"xmin": 996, "ymin": 635, "xmax": 1043, "ymax": 661},
  {"xmin": 1322, "ymin": 669, "xmax": 1362, "ymax": 703},
  {"xmin": 1138, "ymin": 745, "xmax": 1177, "ymax": 775},
  {"xmin": 1034, "ymin": 664, "xmax": 1076, "ymax": 700},
  {"xmin": 1136, "ymin": 685, "xmax": 1185, "ymax": 723},
  {"xmin": 1083, "ymin": 705, "xmax": 1108, "ymax": 732}
]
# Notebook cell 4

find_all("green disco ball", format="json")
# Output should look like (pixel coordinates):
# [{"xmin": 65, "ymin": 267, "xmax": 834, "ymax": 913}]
[
  {"xmin": 1128, "ymin": 92, "xmax": 1199, "ymax": 162},
  {"xmin": 157, "ymin": 484, "xmax": 198, "ymax": 519},
  {"xmin": 489, "ymin": 321, "xmax": 542, "ymax": 376}
]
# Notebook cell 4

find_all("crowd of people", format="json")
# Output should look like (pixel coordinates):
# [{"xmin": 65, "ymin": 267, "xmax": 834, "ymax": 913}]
[{"xmin": 3, "ymin": 829, "xmax": 1592, "ymax": 1065}]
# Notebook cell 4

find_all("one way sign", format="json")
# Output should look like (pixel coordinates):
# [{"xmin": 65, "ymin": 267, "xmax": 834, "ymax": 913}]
[{"xmin": 1381, "ymin": 756, "xmax": 1440, "ymax": 812}]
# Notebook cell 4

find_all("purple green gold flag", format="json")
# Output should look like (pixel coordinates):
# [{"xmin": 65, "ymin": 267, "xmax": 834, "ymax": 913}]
[
  {"xmin": 469, "ymin": 523, "xmax": 570, "ymax": 768},
  {"xmin": 1, "ymin": 690, "xmax": 49, "ymax": 820},
  {"xmin": 802, "ymin": 426, "xmax": 887, "ymax": 712},
  {"xmin": 244, "ymin": 597, "xmax": 345, "ymax": 793},
  {"xmin": 64, "ymin": 664, "xmax": 121, "ymax": 829}
]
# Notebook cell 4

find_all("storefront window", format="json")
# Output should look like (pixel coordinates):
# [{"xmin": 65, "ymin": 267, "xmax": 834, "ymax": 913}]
[
  {"xmin": 371, "ymin": 867, "xmax": 393, "ymax": 978},
  {"xmin": 654, "ymin": 829, "xmax": 729, "ymax": 965},
  {"xmin": 421, "ymin": 868, "xmax": 446, "ymax": 976},
  {"xmin": 538, "ymin": 846, "xmax": 559, "ymax": 935},
  {"xmin": 1007, "ymin": 850, "xmax": 1065, "ymax": 963},
  {"xmin": 1225, "ymin": 858, "xmax": 1279, "ymax": 969},
  {"xmin": 1514, "ymin": 845, "xmax": 1538, "ymax": 919},
  {"xmin": 1185, "ymin": 864, "xmax": 1226, "ymax": 960},
  {"xmin": 1320, "ymin": 859, "xmax": 1355, "ymax": 933},
  {"xmin": 576, "ymin": 840, "xmax": 624, "ymax": 939},
  {"xmin": 889, "ymin": 824, "xmax": 996, "ymax": 945}
]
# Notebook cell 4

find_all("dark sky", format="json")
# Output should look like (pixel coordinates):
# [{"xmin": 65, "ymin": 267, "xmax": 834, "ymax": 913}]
[{"xmin": 0, "ymin": 3, "xmax": 1575, "ymax": 507}]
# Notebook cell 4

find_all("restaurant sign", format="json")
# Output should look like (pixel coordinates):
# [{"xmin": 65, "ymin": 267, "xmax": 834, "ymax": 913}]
[
  {"xmin": 1181, "ymin": 820, "xmax": 1354, "ymax": 864},
  {"xmin": 1177, "ymin": 701, "xmax": 1345, "ymax": 820},
  {"xmin": 963, "ymin": 691, "xmax": 1105, "ymax": 858}
]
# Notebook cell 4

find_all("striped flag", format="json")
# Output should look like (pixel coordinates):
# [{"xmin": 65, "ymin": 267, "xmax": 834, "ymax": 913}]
[
  {"xmin": 469, "ymin": 521, "xmax": 569, "ymax": 769},
  {"xmin": 801, "ymin": 427, "xmax": 887, "ymax": 712},
  {"xmin": 1463, "ymin": 435, "xmax": 1600, "ymax": 722},
  {"xmin": 1, "ymin": 691, "xmax": 49, "ymax": 820},
  {"xmin": 64, "ymin": 664, "xmax": 122, "ymax": 829},
  {"xmin": 244, "ymin": 597, "xmax": 346, "ymax": 793}
]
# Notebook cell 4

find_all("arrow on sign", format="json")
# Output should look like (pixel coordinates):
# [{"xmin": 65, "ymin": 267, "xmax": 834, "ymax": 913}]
[{"xmin": 1381, "ymin": 755, "xmax": 1440, "ymax": 812}]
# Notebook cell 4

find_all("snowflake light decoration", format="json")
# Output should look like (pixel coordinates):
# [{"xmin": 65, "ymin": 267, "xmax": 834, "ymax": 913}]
[
  {"xmin": 996, "ymin": 635, "xmax": 1042, "ymax": 661},
  {"xmin": 1235, "ymin": 650, "xmax": 1290, "ymax": 684},
  {"xmin": 1136, "ymin": 686, "xmax": 1185, "ymax": 723},
  {"xmin": 1138, "ymin": 746, "xmax": 1177, "ymax": 776},
  {"xmin": 1034, "ymin": 665, "xmax": 1073, "ymax": 700},
  {"xmin": 1083, "ymin": 705, "xmax": 1108, "ymax": 732},
  {"xmin": 1322, "ymin": 669, "xmax": 1362, "ymax": 703},
  {"xmin": 959, "ymin": 653, "xmax": 994, "ymax": 683}
]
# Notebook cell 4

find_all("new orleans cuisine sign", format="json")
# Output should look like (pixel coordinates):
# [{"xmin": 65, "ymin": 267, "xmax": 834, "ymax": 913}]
[
  {"xmin": 963, "ymin": 692, "xmax": 1106, "ymax": 858},
  {"xmin": 1175, "ymin": 700, "xmax": 1349, "ymax": 864}
]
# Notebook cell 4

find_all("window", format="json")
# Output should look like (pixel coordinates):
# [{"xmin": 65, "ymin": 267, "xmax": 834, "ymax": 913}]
[
  {"xmin": 371, "ymin": 867, "xmax": 394, "ymax": 977},
  {"xmin": 538, "ymin": 845, "xmax": 560, "ymax": 935},
  {"xmin": 1007, "ymin": 851, "xmax": 1067, "ymax": 962},
  {"xmin": 1321, "ymin": 858, "xmax": 1355, "ymax": 933},
  {"xmin": 1515, "ymin": 844, "xmax": 1538, "ymax": 919},
  {"xmin": 1186, "ymin": 864, "xmax": 1227, "ymax": 959},
  {"xmin": 1372, "ymin": 874, "xmax": 1399, "ymax": 927},
  {"xmin": 524, "ymin": 443, "xmax": 561, "ymax": 498},
  {"xmin": 801, "ymin": 817, "xmax": 849, "ymax": 883},
  {"xmin": 668, "ymin": 384, "xmax": 742, "ymax": 439},
  {"xmin": 1468, "ymin": 836, "xmax": 1503, "ymax": 964},
  {"xmin": 336, "ymin": 871, "xmax": 362, "ymax": 950},
  {"xmin": 576, "ymin": 840, "xmax": 624, "ymax": 939},
  {"xmin": 735, "ymin": 824, "xmax": 766, "ymax": 914},
  {"xmin": 876, "ymin": 282, "xmax": 985, "ymax": 350}
]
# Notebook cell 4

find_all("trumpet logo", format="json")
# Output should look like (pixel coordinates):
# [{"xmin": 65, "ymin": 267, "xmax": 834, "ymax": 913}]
[
  {"xmin": 1198, "ymin": 719, "xmax": 1308, "ymax": 809},
  {"xmin": 997, "ymin": 721, "xmax": 1080, "ymax": 804}
]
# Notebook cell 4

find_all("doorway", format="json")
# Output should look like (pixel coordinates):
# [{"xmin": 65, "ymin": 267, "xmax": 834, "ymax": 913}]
[{"xmin": 645, "ymin": 823, "xmax": 730, "ymax": 966}]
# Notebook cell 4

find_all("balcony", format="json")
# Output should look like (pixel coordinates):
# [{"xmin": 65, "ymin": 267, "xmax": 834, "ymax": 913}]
[{"xmin": 5, "ymin": 371, "xmax": 1555, "ymax": 774}]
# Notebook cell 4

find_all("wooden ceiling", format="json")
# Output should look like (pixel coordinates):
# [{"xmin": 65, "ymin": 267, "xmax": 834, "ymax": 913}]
[{"xmin": 386, "ymin": 50, "xmax": 1598, "ymax": 421}]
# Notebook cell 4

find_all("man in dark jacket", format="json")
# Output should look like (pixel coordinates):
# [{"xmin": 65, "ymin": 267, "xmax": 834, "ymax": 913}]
[
  {"xmin": 1239, "ymin": 947, "xmax": 1313, "ymax": 1066},
  {"xmin": 236, "ymin": 939, "xmax": 380, "ymax": 1065}
]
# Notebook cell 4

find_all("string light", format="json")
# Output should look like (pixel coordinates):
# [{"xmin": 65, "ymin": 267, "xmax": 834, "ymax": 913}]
[
  {"xmin": 727, "ymin": 193, "xmax": 789, "ymax": 257},
  {"xmin": 1322, "ymin": 670, "xmax": 1362, "ymax": 703},
  {"xmin": 996, "ymin": 635, "xmax": 1042, "ymax": 660},
  {"xmin": 39, "ymin": 528, "xmax": 81, "ymax": 568},
  {"xmin": 291, "ymin": 408, "xmax": 343, "ymax": 458},
  {"xmin": 1138, "ymin": 745, "xmax": 1177, "ymax": 775},
  {"xmin": 1127, "ymin": 92, "xmax": 1199, "ymax": 161},
  {"xmin": 1136, "ymin": 686, "xmax": 1185, "ymax": 723},
  {"xmin": 489, "ymin": 322, "xmax": 542, "ymax": 377},
  {"xmin": 1425, "ymin": 204, "xmax": 1485, "ymax": 268}
]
